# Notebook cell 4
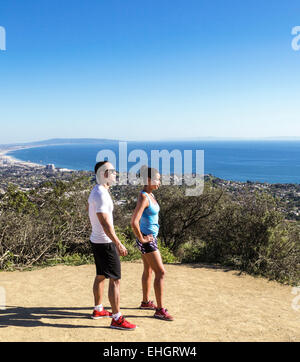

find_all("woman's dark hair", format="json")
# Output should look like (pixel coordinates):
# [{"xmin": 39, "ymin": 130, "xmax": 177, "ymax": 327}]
[
  {"xmin": 139, "ymin": 165, "xmax": 159, "ymax": 184},
  {"xmin": 94, "ymin": 161, "xmax": 108, "ymax": 174}
]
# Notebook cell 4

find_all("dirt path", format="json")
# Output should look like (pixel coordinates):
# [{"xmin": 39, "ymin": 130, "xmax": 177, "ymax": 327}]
[{"xmin": 0, "ymin": 262, "xmax": 299, "ymax": 342}]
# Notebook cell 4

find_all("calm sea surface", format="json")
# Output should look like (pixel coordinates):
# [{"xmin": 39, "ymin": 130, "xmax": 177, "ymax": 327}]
[{"xmin": 7, "ymin": 141, "xmax": 300, "ymax": 184}]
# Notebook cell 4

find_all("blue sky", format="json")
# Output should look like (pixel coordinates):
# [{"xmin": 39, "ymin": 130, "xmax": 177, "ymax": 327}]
[{"xmin": 0, "ymin": 0, "xmax": 300, "ymax": 144}]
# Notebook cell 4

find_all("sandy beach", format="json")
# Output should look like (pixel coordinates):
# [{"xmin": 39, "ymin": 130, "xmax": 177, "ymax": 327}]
[
  {"xmin": 0, "ymin": 262, "xmax": 299, "ymax": 342},
  {"xmin": 0, "ymin": 145, "xmax": 73, "ymax": 171},
  {"xmin": 0, "ymin": 146, "xmax": 44, "ymax": 169}
]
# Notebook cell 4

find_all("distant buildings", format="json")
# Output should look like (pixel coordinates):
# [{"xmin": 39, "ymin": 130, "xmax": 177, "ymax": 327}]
[
  {"xmin": 0, "ymin": 158, "xmax": 11, "ymax": 166},
  {"xmin": 45, "ymin": 164, "xmax": 56, "ymax": 171},
  {"xmin": 44, "ymin": 164, "xmax": 72, "ymax": 173}
]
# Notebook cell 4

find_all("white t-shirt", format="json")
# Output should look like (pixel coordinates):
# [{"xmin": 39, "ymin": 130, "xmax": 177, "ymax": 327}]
[{"xmin": 88, "ymin": 184, "xmax": 114, "ymax": 244}]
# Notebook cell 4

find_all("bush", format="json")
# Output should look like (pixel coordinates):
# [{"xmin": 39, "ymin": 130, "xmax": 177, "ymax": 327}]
[
  {"xmin": 254, "ymin": 222, "xmax": 300, "ymax": 284},
  {"xmin": 44, "ymin": 253, "xmax": 94, "ymax": 268},
  {"xmin": 178, "ymin": 192, "xmax": 300, "ymax": 285},
  {"xmin": 180, "ymin": 239, "xmax": 206, "ymax": 264},
  {"xmin": 115, "ymin": 226, "xmax": 140, "ymax": 262},
  {"xmin": 0, "ymin": 177, "xmax": 92, "ymax": 270},
  {"xmin": 155, "ymin": 183, "xmax": 223, "ymax": 252},
  {"xmin": 1, "ymin": 176, "xmax": 298, "ymax": 285},
  {"xmin": 157, "ymin": 239, "xmax": 179, "ymax": 263}
]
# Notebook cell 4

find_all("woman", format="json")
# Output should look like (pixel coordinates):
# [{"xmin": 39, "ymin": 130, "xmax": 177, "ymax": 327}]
[{"xmin": 131, "ymin": 166, "xmax": 173, "ymax": 321}]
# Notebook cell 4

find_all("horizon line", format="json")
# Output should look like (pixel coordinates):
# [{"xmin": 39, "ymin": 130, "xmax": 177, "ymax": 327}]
[{"xmin": 1, "ymin": 136, "xmax": 300, "ymax": 146}]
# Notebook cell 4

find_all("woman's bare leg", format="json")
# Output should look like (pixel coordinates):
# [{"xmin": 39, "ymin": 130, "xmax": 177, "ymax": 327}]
[
  {"xmin": 142, "ymin": 250, "xmax": 165, "ymax": 309},
  {"xmin": 141, "ymin": 254, "xmax": 153, "ymax": 302}
]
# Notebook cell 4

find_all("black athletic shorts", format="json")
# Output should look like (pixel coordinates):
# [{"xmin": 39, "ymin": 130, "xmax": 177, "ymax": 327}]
[{"xmin": 90, "ymin": 241, "xmax": 121, "ymax": 280}]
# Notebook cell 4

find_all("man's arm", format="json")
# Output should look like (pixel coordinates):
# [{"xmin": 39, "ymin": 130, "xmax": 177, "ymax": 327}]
[{"xmin": 96, "ymin": 212, "xmax": 127, "ymax": 256}]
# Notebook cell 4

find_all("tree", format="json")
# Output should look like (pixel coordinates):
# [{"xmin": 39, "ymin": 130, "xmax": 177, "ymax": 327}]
[{"xmin": 156, "ymin": 183, "xmax": 223, "ymax": 252}]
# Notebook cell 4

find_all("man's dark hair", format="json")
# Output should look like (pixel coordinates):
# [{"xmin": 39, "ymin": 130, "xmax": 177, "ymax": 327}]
[{"xmin": 94, "ymin": 161, "xmax": 108, "ymax": 174}]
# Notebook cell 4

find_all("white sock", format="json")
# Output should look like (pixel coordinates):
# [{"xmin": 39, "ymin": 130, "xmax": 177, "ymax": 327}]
[
  {"xmin": 112, "ymin": 312, "xmax": 122, "ymax": 321},
  {"xmin": 94, "ymin": 304, "xmax": 103, "ymax": 311}
]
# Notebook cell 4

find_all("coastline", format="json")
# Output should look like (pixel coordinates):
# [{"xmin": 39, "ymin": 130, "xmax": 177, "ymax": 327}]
[
  {"xmin": 0, "ymin": 145, "xmax": 298, "ymax": 219},
  {"xmin": 0, "ymin": 145, "xmax": 73, "ymax": 171},
  {"xmin": 0, "ymin": 142, "xmax": 299, "ymax": 184},
  {"xmin": 0, "ymin": 146, "xmax": 44, "ymax": 169}
]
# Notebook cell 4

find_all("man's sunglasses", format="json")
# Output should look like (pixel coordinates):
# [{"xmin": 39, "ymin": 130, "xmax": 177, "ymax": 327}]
[{"xmin": 105, "ymin": 168, "xmax": 117, "ymax": 175}]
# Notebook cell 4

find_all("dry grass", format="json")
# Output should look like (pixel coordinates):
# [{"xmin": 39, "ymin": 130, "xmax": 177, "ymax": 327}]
[{"xmin": 0, "ymin": 262, "xmax": 299, "ymax": 342}]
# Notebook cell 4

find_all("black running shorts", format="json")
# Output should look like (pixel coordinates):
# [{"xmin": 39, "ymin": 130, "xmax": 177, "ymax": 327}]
[{"xmin": 90, "ymin": 241, "xmax": 121, "ymax": 280}]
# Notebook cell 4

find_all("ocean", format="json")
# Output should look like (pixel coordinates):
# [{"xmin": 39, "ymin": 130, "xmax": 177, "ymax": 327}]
[{"xmin": 7, "ymin": 140, "xmax": 300, "ymax": 184}]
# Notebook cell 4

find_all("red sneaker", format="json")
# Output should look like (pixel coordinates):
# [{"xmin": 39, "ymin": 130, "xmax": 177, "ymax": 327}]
[
  {"xmin": 140, "ymin": 300, "xmax": 157, "ymax": 310},
  {"xmin": 91, "ymin": 308, "xmax": 112, "ymax": 319},
  {"xmin": 154, "ymin": 308, "xmax": 174, "ymax": 321},
  {"xmin": 110, "ymin": 315, "xmax": 137, "ymax": 330}
]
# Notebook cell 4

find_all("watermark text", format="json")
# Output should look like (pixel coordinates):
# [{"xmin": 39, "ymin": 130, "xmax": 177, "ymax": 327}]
[
  {"xmin": 291, "ymin": 26, "xmax": 300, "ymax": 51},
  {"xmin": 96, "ymin": 142, "xmax": 204, "ymax": 196},
  {"xmin": 0, "ymin": 26, "xmax": 6, "ymax": 51}
]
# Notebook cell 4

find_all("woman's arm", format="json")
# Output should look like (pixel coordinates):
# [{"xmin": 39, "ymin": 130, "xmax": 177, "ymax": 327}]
[{"xmin": 131, "ymin": 193, "xmax": 154, "ymax": 243}]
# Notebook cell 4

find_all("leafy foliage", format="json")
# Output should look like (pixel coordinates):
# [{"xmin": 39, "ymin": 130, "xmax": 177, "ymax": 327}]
[{"xmin": 0, "ymin": 176, "xmax": 299, "ymax": 285}]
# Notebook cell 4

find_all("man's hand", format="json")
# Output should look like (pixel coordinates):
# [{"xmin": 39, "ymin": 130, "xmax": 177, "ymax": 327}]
[
  {"xmin": 116, "ymin": 242, "xmax": 128, "ymax": 257},
  {"xmin": 97, "ymin": 212, "xmax": 128, "ymax": 256}
]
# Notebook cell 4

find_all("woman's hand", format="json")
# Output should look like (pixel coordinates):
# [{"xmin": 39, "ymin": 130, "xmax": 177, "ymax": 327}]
[{"xmin": 141, "ymin": 234, "xmax": 154, "ymax": 244}]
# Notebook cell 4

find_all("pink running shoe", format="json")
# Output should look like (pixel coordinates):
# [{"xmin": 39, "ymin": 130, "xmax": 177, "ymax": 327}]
[
  {"xmin": 91, "ymin": 308, "xmax": 112, "ymax": 319},
  {"xmin": 140, "ymin": 300, "xmax": 157, "ymax": 310},
  {"xmin": 110, "ymin": 315, "xmax": 137, "ymax": 330},
  {"xmin": 154, "ymin": 308, "xmax": 174, "ymax": 321}
]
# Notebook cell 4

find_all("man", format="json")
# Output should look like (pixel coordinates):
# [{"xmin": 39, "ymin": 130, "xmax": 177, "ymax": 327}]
[{"xmin": 88, "ymin": 160, "xmax": 136, "ymax": 330}]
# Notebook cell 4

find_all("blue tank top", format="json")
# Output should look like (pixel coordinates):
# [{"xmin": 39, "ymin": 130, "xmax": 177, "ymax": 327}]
[{"xmin": 139, "ymin": 191, "xmax": 160, "ymax": 238}]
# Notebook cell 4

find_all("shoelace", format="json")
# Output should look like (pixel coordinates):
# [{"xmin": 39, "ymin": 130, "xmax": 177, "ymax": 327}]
[
  {"xmin": 156, "ymin": 308, "xmax": 168, "ymax": 313},
  {"xmin": 116, "ymin": 316, "xmax": 127, "ymax": 325},
  {"xmin": 142, "ymin": 300, "xmax": 154, "ymax": 305}
]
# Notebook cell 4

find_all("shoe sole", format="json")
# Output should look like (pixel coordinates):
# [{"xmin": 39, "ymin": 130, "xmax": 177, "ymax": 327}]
[
  {"xmin": 140, "ymin": 307, "xmax": 156, "ymax": 310},
  {"xmin": 91, "ymin": 315, "xmax": 112, "ymax": 320},
  {"xmin": 110, "ymin": 325, "xmax": 137, "ymax": 331},
  {"xmin": 154, "ymin": 315, "xmax": 174, "ymax": 321}
]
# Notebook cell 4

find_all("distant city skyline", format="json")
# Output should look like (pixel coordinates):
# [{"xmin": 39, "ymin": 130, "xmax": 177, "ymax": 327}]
[{"xmin": 0, "ymin": 0, "xmax": 300, "ymax": 144}]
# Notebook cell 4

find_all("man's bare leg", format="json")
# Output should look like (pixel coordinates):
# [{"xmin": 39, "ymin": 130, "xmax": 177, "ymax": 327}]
[
  {"xmin": 93, "ymin": 275, "xmax": 106, "ymax": 306},
  {"xmin": 108, "ymin": 278, "xmax": 120, "ymax": 315}
]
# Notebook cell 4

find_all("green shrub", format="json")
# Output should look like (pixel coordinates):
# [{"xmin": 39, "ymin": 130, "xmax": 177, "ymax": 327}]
[
  {"xmin": 115, "ymin": 227, "xmax": 140, "ymax": 262},
  {"xmin": 180, "ymin": 239, "xmax": 206, "ymax": 263},
  {"xmin": 157, "ymin": 239, "xmax": 179, "ymax": 263},
  {"xmin": 254, "ymin": 223, "xmax": 300, "ymax": 284},
  {"xmin": 1, "ymin": 176, "xmax": 298, "ymax": 285},
  {"xmin": 179, "ymin": 192, "xmax": 300, "ymax": 285},
  {"xmin": 61, "ymin": 253, "xmax": 94, "ymax": 266}
]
